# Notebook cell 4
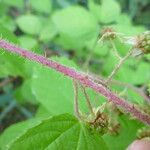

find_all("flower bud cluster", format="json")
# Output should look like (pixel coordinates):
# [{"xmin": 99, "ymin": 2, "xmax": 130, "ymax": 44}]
[{"xmin": 134, "ymin": 31, "xmax": 150, "ymax": 54}]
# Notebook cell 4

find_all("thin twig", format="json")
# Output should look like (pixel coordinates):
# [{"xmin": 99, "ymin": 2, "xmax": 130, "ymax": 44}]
[
  {"xmin": 89, "ymin": 73, "xmax": 150, "ymax": 103},
  {"xmin": 110, "ymin": 80, "xmax": 150, "ymax": 103},
  {"xmin": 0, "ymin": 101, "xmax": 16, "ymax": 122},
  {"xmin": 105, "ymin": 49, "xmax": 134, "ymax": 84},
  {"xmin": 0, "ymin": 77, "xmax": 15, "ymax": 88},
  {"xmin": 73, "ymin": 80, "xmax": 83, "ymax": 120},
  {"xmin": 0, "ymin": 39, "xmax": 150, "ymax": 125},
  {"xmin": 110, "ymin": 39, "xmax": 122, "ymax": 60},
  {"xmin": 16, "ymin": 103, "xmax": 33, "ymax": 118},
  {"xmin": 83, "ymin": 39, "xmax": 98, "ymax": 70},
  {"xmin": 80, "ymin": 84, "xmax": 94, "ymax": 115}
]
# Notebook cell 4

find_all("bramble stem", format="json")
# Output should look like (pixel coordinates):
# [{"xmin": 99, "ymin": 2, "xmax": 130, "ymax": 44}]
[{"xmin": 0, "ymin": 39, "xmax": 150, "ymax": 125}]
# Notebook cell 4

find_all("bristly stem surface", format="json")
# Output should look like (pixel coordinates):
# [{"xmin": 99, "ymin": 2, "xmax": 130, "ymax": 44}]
[{"xmin": 0, "ymin": 39, "xmax": 150, "ymax": 125}]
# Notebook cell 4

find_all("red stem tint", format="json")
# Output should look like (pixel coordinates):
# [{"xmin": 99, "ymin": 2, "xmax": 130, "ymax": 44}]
[{"xmin": 0, "ymin": 39, "xmax": 150, "ymax": 125}]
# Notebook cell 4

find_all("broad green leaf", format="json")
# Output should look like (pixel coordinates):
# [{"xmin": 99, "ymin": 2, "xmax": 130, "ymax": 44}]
[
  {"xmin": 3, "ymin": 0, "xmax": 23, "ymax": 8},
  {"xmin": 8, "ymin": 114, "xmax": 108, "ymax": 150},
  {"xmin": 116, "ymin": 61, "xmax": 150, "ymax": 85},
  {"xmin": 31, "ymin": 57, "xmax": 77, "ymax": 114},
  {"xmin": 102, "ymin": 53, "xmax": 118, "ymax": 76},
  {"xmin": 99, "ymin": 0, "xmax": 121, "ymax": 23},
  {"xmin": 94, "ymin": 43, "xmax": 110, "ymax": 56},
  {"xmin": 0, "ymin": 25, "xmax": 25, "ymax": 77},
  {"xmin": 0, "ymin": 2, "xmax": 8, "ymax": 14},
  {"xmin": 133, "ymin": 62, "xmax": 150, "ymax": 85},
  {"xmin": 0, "ymin": 15, "xmax": 16, "ymax": 32},
  {"xmin": 35, "ymin": 106, "xmax": 50, "ymax": 118},
  {"xmin": 0, "ymin": 118, "xmax": 43, "ymax": 150},
  {"xmin": 116, "ymin": 14, "xmax": 132, "ymax": 25},
  {"xmin": 110, "ymin": 24, "xmax": 145, "ymax": 36},
  {"xmin": 14, "ymin": 79, "xmax": 37, "ymax": 104},
  {"xmin": 39, "ymin": 20, "xmax": 58, "ymax": 41},
  {"xmin": 115, "ymin": 66, "xmax": 136, "ymax": 84},
  {"xmin": 18, "ymin": 35, "xmax": 37, "ymax": 49},
  {"xmin": 52, "ymin": 6, "xmax": 99, "ymax": 49},
  {"xmin": 88, "ymin": 0, "xmax": 102, "ymax": 22},
  {"xmin": 0, "ymin": 24, "xmax": 18, "ymax": 43},
  {"xmin": 16, "ymin": 15, "xmax": 42, "ymax": 35},
  {"xmin": 30, "ymin": 0, "xmax": 52, "ymax": 14},
  {"xmin": 103, "ymin": 115, "xmax": 143, "ymax": 150},
  {"xmin": 126, "ymin": 89, "xmax": 145, "ymax": 105}
]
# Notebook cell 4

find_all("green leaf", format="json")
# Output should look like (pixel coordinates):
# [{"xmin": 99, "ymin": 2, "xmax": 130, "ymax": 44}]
[
  {"xmin": 18, "ymin": 35, "xmax": 37, "ymax": 49},
  {"xmin": 110, "ymin": 24, "xmax": 145, "ymax": 36},
  {"xmin": 7, "ymin": 114, "xmax": 108, "ymax": 150},
  {"xmin": 88, "ymin": 0, "xmax": 102, "ymax": 22},
  {"xmin": 0, "ymin": 15, "xmax": 16, "ymax": 32},
  {"xmin": 103, "ymin": 115, "xmax": 143, "ymax": 150},
  {"xmin": 14, "ymin": 79, "xmax": 37, "ymax": 104},
  {"xmin": 0, "ymin": 118, "xmax": 42, "ymax": 150},
  {"xmin": 52, "ymin": 6, "xmax": 99, "ymax": 49},
  {"xmin": 116, "ymin": 14, "xmax": 132, "ymax": 25},
  {"xmin": 0, "ymin": 24, "xmax": 18, "ymax": 43},
  {"xmin": 35, "ymin": 106, "xmax": 50, "ymax": 118},
  {"xmin": 39, "ymin": 20, "xmax": 58, "ymax": 41},
  {"xmin": 126, "ymin": 89, "xmax": 145, "ymax": 105},
  {"xmin": 3, "ymin": 0, "xmax": 23, "ymax": 8},
  {"xmin": 31, "ymin": 57, "xmax": 77, "ymax": 114},
  {"xmin": 30, "ymin": 0, "xmax": 52, "ymax": 14},
  {"xmin": 94, "ymin": 43, "xmax": 110, "ymax": 56},
  {"xmin": 99, "ymin": 0, "xmax": 121, "ymax": 23},
  {"xmin": 16, "ymin": 15, "xmax": 42, "ymax": 35},
  {"xmin": 0, "ymin": 2, "xmax": 8, "ymax": 14},
  {"xmin": 116, "ymin": 61, "xmax": 150, "ymax": 85},
  {"xmin": 133, "ymin": 62, "xmax": 150, "ymax": 85},
  {"xmin": 0, "ymin": 25, "xmax": 25, "ymax": 77}
]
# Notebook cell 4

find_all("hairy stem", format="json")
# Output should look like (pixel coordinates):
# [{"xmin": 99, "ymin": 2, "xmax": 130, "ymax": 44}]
[
  {"xmin": 73, "ymin": 80, "xmax": 82, "ymax": 119},
  {"xmin": 105, "ymin": 49, "xmax": 133, "ymax": 84},
  {"xmin": 80, "ymin": 84, "xmax": 94, "ymax": 115},
  {"xmin": 0, "ymin": 39, "xmax": 150, "ymax": 125},
  {"xmin": 110, "ymin": 80, "xmax": 150, "ymax": 103},
  {"xmin": 110, "ymin": 39, "xmax": 122, "ymax": 60},
  {"xmin": 89, "ymin": 73, "xmax": 150, "ymax": 104}
]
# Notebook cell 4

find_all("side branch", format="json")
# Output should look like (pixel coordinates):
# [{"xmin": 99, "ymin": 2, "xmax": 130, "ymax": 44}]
[{"xmin": 0, "ymin": 39, "xmax": 150, "ymax": 125}]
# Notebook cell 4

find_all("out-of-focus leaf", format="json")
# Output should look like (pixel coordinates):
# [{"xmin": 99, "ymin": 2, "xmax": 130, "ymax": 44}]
[
  {"xmin": 18, "ymin": 36, "xmax": 37, "ymax": 49},
  {"xmin": 3, "ymin": 0, "xmax": 24, "ymax": 8},
  {"xmin": 0, "ymin": 16, "xmax": 16, "ymax": 32},
  {"xmin": 30, "ymin": 0, "xmax": 52, "ymax": 14},
  {"xmin": 16, "ymin": 15, "xmax": 42, "ymax": 35},
  {"xmin": 52, "ymin": 6, "xmax": 99, "ymax": 49},
  {"xmin": 99, "ymin": 0, "xmax": 121, "ymax": 23},
  {"xmin": 39, "ymin": 20, "xmax": 58, "ymax": 41}
]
